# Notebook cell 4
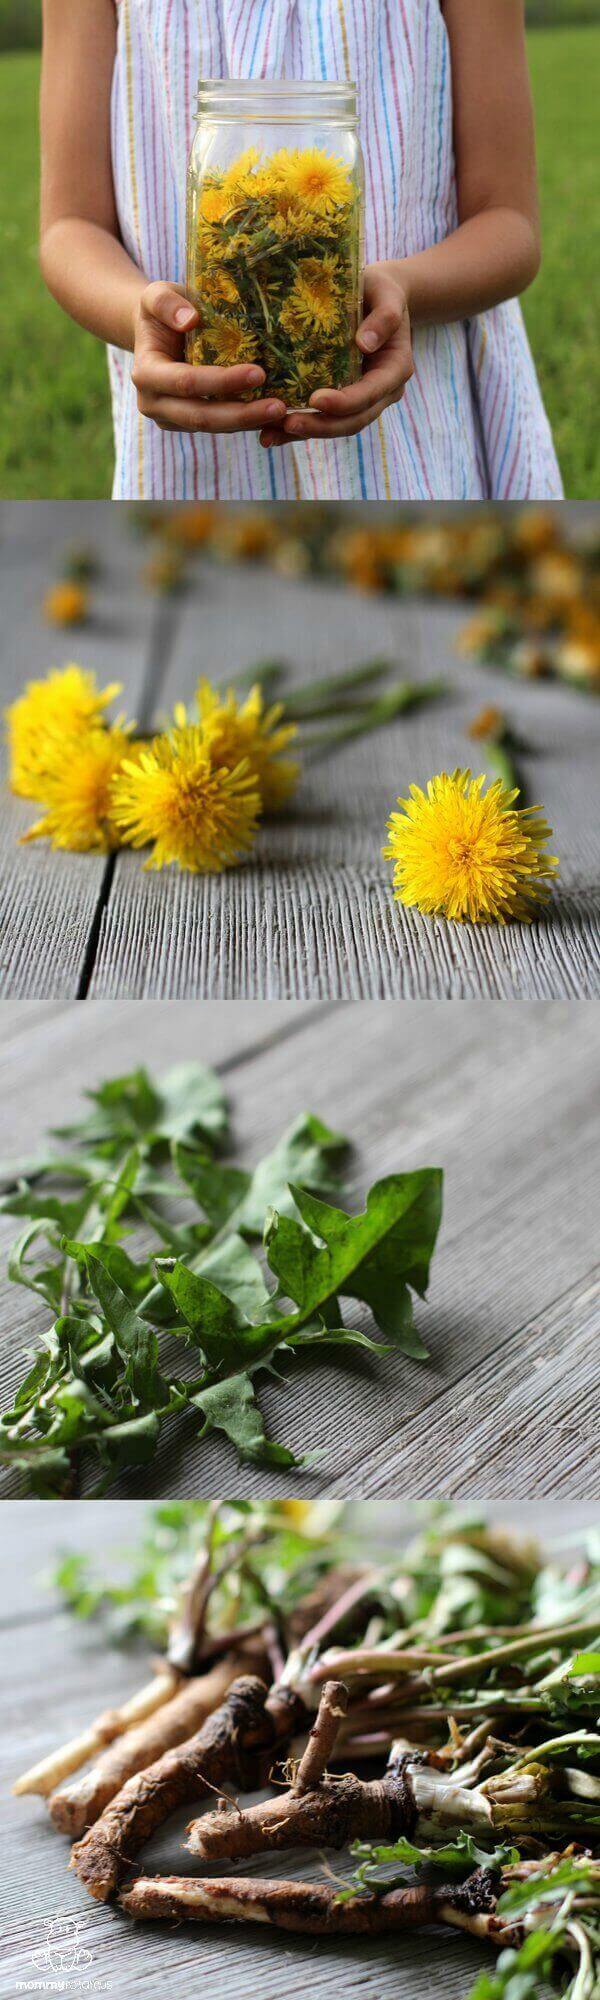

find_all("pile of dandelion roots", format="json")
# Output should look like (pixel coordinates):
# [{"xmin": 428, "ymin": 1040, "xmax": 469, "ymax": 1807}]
[{"xmin": 15, "ymin": 1509, "xmax": 600, "ymax": 1997}]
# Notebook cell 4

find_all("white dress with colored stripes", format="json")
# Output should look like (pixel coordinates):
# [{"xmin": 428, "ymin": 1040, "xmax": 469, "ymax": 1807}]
[{"xmin": 110, "ymin": 0, "xmax": 563, "ymax": 501}]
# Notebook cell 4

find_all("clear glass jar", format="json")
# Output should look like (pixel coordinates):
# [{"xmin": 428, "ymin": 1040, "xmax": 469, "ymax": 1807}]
[{"xmin": 186, "ymin": 81, "xmax": 364, "ymax": 409}]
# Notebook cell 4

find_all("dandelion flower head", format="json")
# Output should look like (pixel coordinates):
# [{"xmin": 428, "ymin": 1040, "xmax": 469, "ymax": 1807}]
[
  {"xmin": 21, "ymin": 727, "xmax": 131, "ymax": 853},
  {"xmin": 5, "ymin": 664, "xmax": 122, "ymax": 799},
  {"xmin": 110, "ymin": 724, "xmax": 261, "ymax": 874},
  {"xmin": 283, "ymin": 256, "xmax": 342, "ymax": 335},
  {"xmin": 383, "ymin": 768, "xmax": 559, "ymax": 925},
  {"xmin": 194, "ymin": 680, "xmax": 299, "ymax": 811},
  {"xmin": 43, "ymin": 583, "xmax": 89, "ymax": 627},
  {"xmin": 276, "ymin": 146, "xmax": 354, "ymax": 215},
  {"xmin": 196, "ymin": 318, "xmax": 258, "ymax": 368}
]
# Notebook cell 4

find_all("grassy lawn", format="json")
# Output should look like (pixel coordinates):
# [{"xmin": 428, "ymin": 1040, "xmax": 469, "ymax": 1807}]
[
  {"xmin": 0, "ymin": 52, "xmax": 113, "ymax": 498},
  {"xmin": 523, "ymin": 26, "xmax": 600, "ymax": 498},
  {"xmin": 0, "ymin": 30, "xmax": 597, "ymax": 500}
]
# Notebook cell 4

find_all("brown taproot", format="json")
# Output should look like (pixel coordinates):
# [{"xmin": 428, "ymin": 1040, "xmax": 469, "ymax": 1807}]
[{"xmin": 71, "ymin": 1676, "xmax": 302, "ymax": 1903}]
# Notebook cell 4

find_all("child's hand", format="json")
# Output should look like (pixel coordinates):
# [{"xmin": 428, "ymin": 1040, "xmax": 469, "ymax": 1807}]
[
  {"xmin": 260, "ymin": 265, "xmax": 413, "ymax": 449},
  {"xmin": 132, "ymin": 283, "xmax": 288, "ymax": 434}
]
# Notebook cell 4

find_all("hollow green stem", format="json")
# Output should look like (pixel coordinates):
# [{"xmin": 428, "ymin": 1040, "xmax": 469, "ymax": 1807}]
[{"xmin": 305, "ymin": 680, "xmax": 446, "ymax": 759}]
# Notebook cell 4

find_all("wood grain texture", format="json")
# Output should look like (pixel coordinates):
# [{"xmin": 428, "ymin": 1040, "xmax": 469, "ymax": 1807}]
[
  {"xmin": 0, "ymin": 1000, "xmax": 598, "ymax": 1499},
  {"xmin": 0, "ymin": 504, "xmax": 168, "ymax": 998},
  {"xmin": 0, "ymin": 1499, "xmax": 591, "ymax": 1998},
  {"xmin": 1, "ymin": 504, "xmax": 599, "ymax": 1000}
]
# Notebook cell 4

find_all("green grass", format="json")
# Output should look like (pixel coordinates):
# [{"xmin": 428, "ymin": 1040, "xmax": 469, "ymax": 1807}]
[
  {"xmin": 0, "ymin": 0, "xmax": 40, "ymax": 52},
  {"xmin": 527, "ymin": 2, "xmax": 600, "ymax": 23},
  {"xmin": 2, "ymin": 2, "xmax": 598, "ymax": 47},
  {"xmin": 0, "ymin": 52, "xmax": 113, "ymax": 497},
  {"xmin": 0, "ymin": 31, "xmax": 598, "ymax": 499},
  {"xmin": 523, "ymin": 26, "xmax": 600, "ymax": 498}
]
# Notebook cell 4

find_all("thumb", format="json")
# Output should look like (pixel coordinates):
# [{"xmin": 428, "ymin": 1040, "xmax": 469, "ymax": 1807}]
[
  {"xmin": 142, "ymin": 282, "xmax": 199, "ymax": 333},
  {"xmin": 357, "ymin": 275, "xmax": 405, "ymax": 354}
]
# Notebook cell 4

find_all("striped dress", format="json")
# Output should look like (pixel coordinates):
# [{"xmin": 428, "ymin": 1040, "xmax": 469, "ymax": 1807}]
[{"xmin": 110, "ymin": 0, "xmax": 563, "ymax": 501}]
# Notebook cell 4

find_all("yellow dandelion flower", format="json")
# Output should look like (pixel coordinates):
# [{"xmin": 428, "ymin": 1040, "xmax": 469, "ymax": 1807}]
[
  {"xmin": 511, "ymin": 509, "xmax": 560, "ymax": 557},
  {"xmin": 196, "ymin": 681, "xmax": 299, "ymax": 811},
  {"xmin": 43, "ymin": 582, "xmax": 89, "ymax": 627},
  {"xmin": 285, "ymin": 256, "xmax": 342, "ymax": 334},
  {"xmin": 5, "ymin": 665, "xmax": 122, "ymax": 799},
  {"xmin": 199, "ymin": 318, "xmax": 258, "ymax": 367},
  {"xmin": 164, "ymin": 506, "xmax": 215, "ymax": 549},
  {"xmin": 246, "ymin": 165, "xmax": 282, "ymax": 203},
  {"xmin": 467, "ymin": 705, "xmax": 506, "ymax": 743},
  {"xmin": 201, "ymin": 267, "xmax": 241, "ymax": 309},
  {"xmin": 281, "ymin": 358, "xmax": 326, "ymax": 403},
  {"xmin": 566, "ymin": 604, "xmax": 600, "ymax": 645},
  {"xmin": 329, "ymin": 527, "xmax": 387, "ymax": 592},
  {"xmin": 221, "ymin": 147, "xmax": 262, "ymax": 203},
  {"xmin": 456, "ymin": 609, "xmax": 509, "ymax": 657},
  {"xmin": 279, "ymin": 296, "xmax": 310, "ymax": 346},
  {"xmin": 276, "ymin": 146, "xmax": 353, "ymax": 215},
  {"xmin": 197, "ymin": 225, "xmax": 225, "ymax": 268},
  {"xmin": 530, "ymin": 552, "xmax": 583, "ymax": 607},
  {"xmin": 268, "ymin": 187, "xmax": 315, "ymax": 237},
  {"xmin": 272, "ymin": 200, "xmax": 340, "ymax": 250},
  {"xmin": 555, "ymin": 637, "xmax": 600, "ymax": 688},
  {"xmin": 199, "ymin": 183, "xmax": 230, "ymax": 226},
  {"xmin": 383, "ymin": 769, "xmax": 559, "ymax": 926},
  {"xmin": 218, "ymin": 517, "xmax": 281, "ymax": 561},
  {"xmin": 21, "ymin": 727, "xmax": 131, "ymax": 853},
  {"xmin": 110, "ymin": 725, "xmax": 261, "ymax": 874}
]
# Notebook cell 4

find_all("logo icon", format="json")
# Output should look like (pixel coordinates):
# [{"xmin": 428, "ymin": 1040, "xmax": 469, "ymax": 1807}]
[{"xmin": 33, "ymin": 1913, "xmax": 94, "ymax": 1977}]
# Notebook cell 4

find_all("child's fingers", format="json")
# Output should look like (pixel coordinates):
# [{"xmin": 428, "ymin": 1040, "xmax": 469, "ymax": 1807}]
[
  {"xmin": 357, "ymin": 270, "xmax": 407, "ymax": 354},
  {"xmin": 134, "ymin": 354, "xmax": 267, "ymax": 405},
  {"xmin": 259, "ymin": 428, "xmax": 290, "ymax": 449},
  {"xmin": 356, "ymin": 300, "xmax": 403, "ymax": 356},
  {"xmin": 281, "ymin": 395, "xmax": 390, "ymax": 442},
  {"xmin": 141, "ymin": 282, "xmax": 199, "ymax": 333},
  {"xmin": 142, "ymin": 396, "xmax": 288, "ymax": 435},
  {"xmin": 308, "ymin": 342, "xmax": 414, "ymax": 422}
]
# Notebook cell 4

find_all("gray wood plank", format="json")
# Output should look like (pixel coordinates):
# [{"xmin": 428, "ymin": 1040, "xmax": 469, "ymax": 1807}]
[
  {"xmin": 2, "ymin": 507, "xmax": 599, "ymax": 1000},
  {"xmin": 352, "ymin": 1269, "xmax": 600, "ymax": 1498},
  {"xmin": 0, "ymin": 1499, "xmax": 588, "ymax": 1998},
  {"xmin": 0, "ymin": 504, "xmax": 176, "ymax": 998},
  {"xmin": 0, "ymin": 999, "xmax": 597, "ymax": 1498},
  {"xmin": 90, "ymin": 553, "xmax": 600, "ymax": 1000}
]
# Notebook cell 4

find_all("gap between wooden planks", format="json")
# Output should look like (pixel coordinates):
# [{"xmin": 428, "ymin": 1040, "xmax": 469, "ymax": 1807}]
[
  {"xmin": 0, "ymin": 504, "xmax": 182, "ymax": 998},
  {"xmin": 1, "ymin": 504, "xmax": 599, "ymax": 999},
  {"xmin": 0, "ymin": 999, "xmax": 597, "ymax": 1500}
]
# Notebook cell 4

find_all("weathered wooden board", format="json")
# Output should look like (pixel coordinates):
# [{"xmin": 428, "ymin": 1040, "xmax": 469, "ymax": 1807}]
[
  {"xmin": 0, "ymin": 504, "xmax": 169, "ymax": 998},
  {"xmin": 90, "ymin": 560, "xmax": 600, "ymax": 1001},
  {"xmin": 1, "ymin": 1000, "xmax": 598, "ymax": 1499},
  {"xmin": 0, "ymin": 1499, "xmax": 589, "ymax": 1999},
  {"xmin": 1, "ymin": 504, "xmax": 599, "ymax": 1000}
]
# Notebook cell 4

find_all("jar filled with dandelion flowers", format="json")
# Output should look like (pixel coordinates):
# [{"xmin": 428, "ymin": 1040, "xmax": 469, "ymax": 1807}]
[{"xmin": 186, "ymin": 81, "xmax": 364, "ymax": 409}]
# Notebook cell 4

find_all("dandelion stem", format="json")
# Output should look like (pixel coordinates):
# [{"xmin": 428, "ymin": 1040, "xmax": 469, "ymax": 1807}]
[{"xmin": 305, "ymin": 680, "xmax": 445, "ymax": 759}]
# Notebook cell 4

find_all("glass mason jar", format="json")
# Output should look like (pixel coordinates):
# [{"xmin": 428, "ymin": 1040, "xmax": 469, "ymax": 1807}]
[{"xmin": 186, "ymin": 81, "xmax": 364, "ymax": 409}]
